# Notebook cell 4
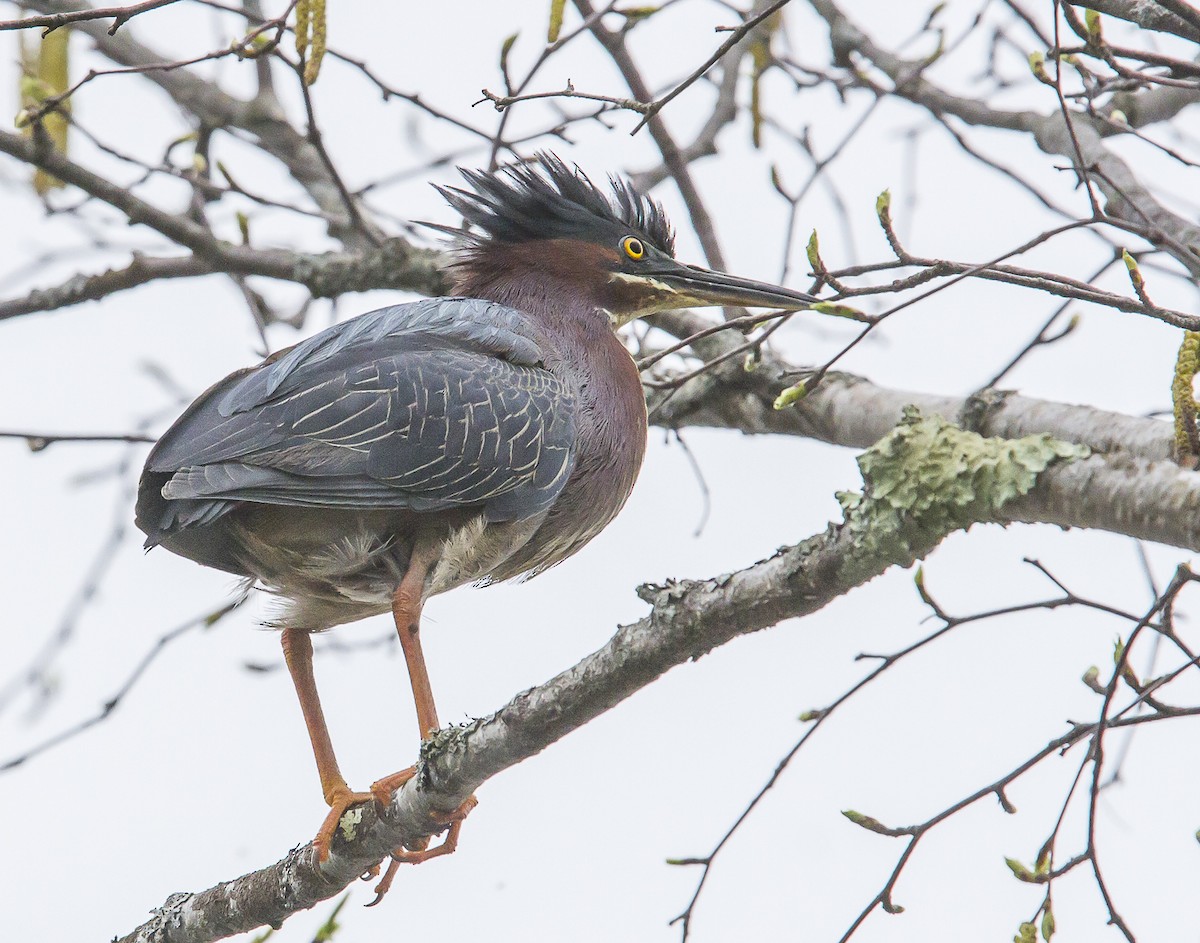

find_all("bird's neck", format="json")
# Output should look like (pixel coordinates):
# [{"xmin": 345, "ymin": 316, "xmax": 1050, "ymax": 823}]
[
  {"xmin": 455, "ymin": 276, "xmax": 618, "ymax": 346},
  {"xmin": 458, "ymin": 269, "xmax": 648, "ymax": 570},
  {"xmin": 451, "ymin": 241, "xmax": 644, "ymax": 431},
  {"xmin": 451, "ymin": 240, "xmax": 617, "ymax": 324}
]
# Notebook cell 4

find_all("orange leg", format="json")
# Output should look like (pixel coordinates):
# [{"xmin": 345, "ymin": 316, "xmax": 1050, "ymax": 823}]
[
  {"xmin": 390, "ymin": 541, "xmax": 441, "ymax": 739},
  {"xmin": 280, "ymin": 627, "xmax": 376, "ymax": 861},
  {"xmin": 364, "ymin": 542, "xmax": 476, "ymax": 903}
]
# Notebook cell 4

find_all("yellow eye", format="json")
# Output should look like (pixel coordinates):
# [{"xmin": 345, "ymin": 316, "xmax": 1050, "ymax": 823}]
[{"xmin": 621, "ymin": 236, "xmax": 645, "ymax": 260}]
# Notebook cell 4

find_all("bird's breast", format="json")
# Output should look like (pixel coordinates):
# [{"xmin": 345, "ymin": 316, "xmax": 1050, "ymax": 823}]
[{"xmin": 487, "ymin": 321, "xmax": 647, "ymax": 580}]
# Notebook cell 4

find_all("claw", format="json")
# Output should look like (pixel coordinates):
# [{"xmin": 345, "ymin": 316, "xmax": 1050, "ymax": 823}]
[{"xmin": 366, "ymin": 794, "xmax": 479, "ymax": 906}]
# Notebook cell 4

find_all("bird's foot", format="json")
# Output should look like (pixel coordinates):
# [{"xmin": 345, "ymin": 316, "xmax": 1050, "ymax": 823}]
[
  {"xmin": 391, "ymin": 794, "xmax": 478, "ymax": 863},
  {"xmin": 366, "ymin": 794, "xmax": 478, "ymax": 906},
  {"xmin": 313, "ymin": 784, "xmax": 379, "ymax": 863},
  {"xmin": 368, "ymin": 765, "xmax": 417, "ymax": 808}
]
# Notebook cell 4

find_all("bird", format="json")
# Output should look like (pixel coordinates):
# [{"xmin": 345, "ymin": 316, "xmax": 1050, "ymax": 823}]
[{"xmin": 135, "ymin": 152, "xmax": 818, "ymax": 887}]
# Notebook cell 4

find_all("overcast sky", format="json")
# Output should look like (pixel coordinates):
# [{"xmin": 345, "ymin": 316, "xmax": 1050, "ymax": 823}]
[{"xmin": 1, "ymin": 2, "xmax": 1197, "ymax": 942}]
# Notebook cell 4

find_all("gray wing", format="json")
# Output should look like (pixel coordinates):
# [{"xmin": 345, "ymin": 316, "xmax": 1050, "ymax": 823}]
[{"xmin": 137, "ymin": 298, "xmax": 576, "ymax": 544}]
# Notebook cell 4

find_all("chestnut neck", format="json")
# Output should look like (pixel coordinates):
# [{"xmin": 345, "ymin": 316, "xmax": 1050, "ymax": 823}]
[{"xmin": 451, "ymin": 239, "xmax": 619, "ymax": 335}]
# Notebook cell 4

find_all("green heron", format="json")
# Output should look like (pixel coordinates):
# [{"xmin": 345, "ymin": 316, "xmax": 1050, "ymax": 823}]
[{"xmin": 135, "ymin": 153, "xmax": 817, "ymax": 879}]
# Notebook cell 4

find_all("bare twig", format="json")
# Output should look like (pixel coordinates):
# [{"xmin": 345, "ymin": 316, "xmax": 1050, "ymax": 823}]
[{"xmin": 0, "ymin": 0, "xmax": 179, "ymax": 35}]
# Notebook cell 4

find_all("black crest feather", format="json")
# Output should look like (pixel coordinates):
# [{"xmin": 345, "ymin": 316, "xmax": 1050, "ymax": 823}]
[{"xmin": 435, "ymin": 152, "xmax": 675, "ymax": 257}]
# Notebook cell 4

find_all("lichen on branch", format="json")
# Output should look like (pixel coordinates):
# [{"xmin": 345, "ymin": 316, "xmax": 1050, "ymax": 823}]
[{"xmin": 836, "ymin": 407, "xmax": 1091, "ymax": 584}]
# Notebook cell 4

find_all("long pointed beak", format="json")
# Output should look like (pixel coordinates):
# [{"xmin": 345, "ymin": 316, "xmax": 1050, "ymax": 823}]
[{"xmin": 657, "ymin": 262, "xmax": 818, "ymax": 310}]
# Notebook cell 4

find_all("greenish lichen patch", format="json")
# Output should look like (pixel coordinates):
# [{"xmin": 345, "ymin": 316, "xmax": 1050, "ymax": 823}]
[
  {"xmin": 337, "ymin": 806, "xmax": 364, "ymax": 842},
  {"xmin": 836, "ymin": 407, "xmax": 1089, "ymax": 584}
]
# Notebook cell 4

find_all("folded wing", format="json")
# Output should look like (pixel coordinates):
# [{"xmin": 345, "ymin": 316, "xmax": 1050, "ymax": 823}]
[{"xmin": 136, "ymin": 298, "xmax": 577, "ymax": 546}]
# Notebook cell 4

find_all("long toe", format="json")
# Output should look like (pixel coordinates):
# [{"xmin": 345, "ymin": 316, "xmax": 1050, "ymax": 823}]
[
  {"xmin": 368, "ymin": 766, "xmax": 417, "ymax": 810},
  {"xmin": 393, "ymin": 793, "xmax": 477, "ymax": 861},
  {"xmin": 433, "ymin": 793, "xmax": 478, "ymax": 826},
  {"xmin": 367, "ymin": 794, "xmax": 479, "ymax": 905},
  {"xmin": 313, "ymin": 786, "xmax": 377, "ymax": 862}
]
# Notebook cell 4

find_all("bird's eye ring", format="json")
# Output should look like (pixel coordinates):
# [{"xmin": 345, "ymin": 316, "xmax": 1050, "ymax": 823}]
[{"xmin": 621, "ymin": 236, "xmax": 645, "ymax": 260}]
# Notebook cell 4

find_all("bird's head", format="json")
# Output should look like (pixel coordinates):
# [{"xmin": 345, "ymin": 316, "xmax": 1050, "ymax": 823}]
[{"xmin": 433, "ymin": 153, "xmax": 817, "ymax": 326}]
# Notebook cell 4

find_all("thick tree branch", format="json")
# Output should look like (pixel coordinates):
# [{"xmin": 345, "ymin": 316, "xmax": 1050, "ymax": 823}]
[
  {"xmin": 0, "ymin": 239, "xmax": 449, "ymax": 317},
  {"xmin": 0, "ymin": 243, "xmax": 451, "ymax": 320},
  {"xmin": 654, "ymin": 363, "xmax": 1200, "ymax": 550},
  {"xmin": 647, "ymin": 310, "xmax": 1200, "ymax": 551},
  {"xmin": 649, "ymin": 310, "xmax": 1173, "ymax": 458},
  {"xmin": 117, "ymin": 407, "xmax": 1091, "ymax": 943},
  {"xmin": 0, "ymin": 127, "xmax": 230, "ymax": 257},
  {"xmin": 1072, "ymin": 0, "xmax": 1200, "ymax": 42},
  {"xmin": 6, "ymin": 5, "xmax": 1199, "ymax": 942},
  {"xmin": 1116, "ymin": 83, "xmax": 1200, "ymax": 129},
  {"xmin": 0, "ymin": 130, "xmax": 449, "ymax": 312},
  {"xmin": 650, "ymin": 358, "xmax": 1171, "ymax": 459},
  {"xmin": 0, "ymin": 254, "xmax": 210, "ymax": 319}
]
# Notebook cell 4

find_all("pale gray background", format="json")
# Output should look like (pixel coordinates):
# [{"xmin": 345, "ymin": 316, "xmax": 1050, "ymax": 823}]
[{"xmin": 0, "ymin": 2, "xmax": 1196, "ymax": 941}]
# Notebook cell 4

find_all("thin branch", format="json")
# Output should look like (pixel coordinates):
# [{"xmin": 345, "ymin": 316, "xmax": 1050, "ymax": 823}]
[
  {"xmin": 477, "ymin": 82, "xmax": 651, "ymax": 114},
  {"xmin": 0, "ymin": 254, "xmax": 211, "ymax": 321},
  {"xmin": 574, "ymin": 0, "xmax": 733, "ymax": 271},
  {"xmin": 0, "ymin": 598, "xmax": 242, "ymax": 772},
  {"xmin": 17, "ymin": 0, "xmax": 369, "ymax": 239},
  {"xmin": 0, "ymin": 0, "xmax": 179, "ymax": 34},
  {"xmin": 631, "ymin": 0, "xmax": 793, "ymax": 133},
  {"xmin": 0, "ymin": 429, "xmax": 156, "ymax": 446},
  {"xmin": 807, "ymin": 0, "xmax": 1200, "ymax": 276}
]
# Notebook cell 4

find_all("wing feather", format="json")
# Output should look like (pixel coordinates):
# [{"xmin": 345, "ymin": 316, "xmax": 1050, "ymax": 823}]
[{"xmin": 137, "ymin": 299, "xmax": 577, "ymax": 545}]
